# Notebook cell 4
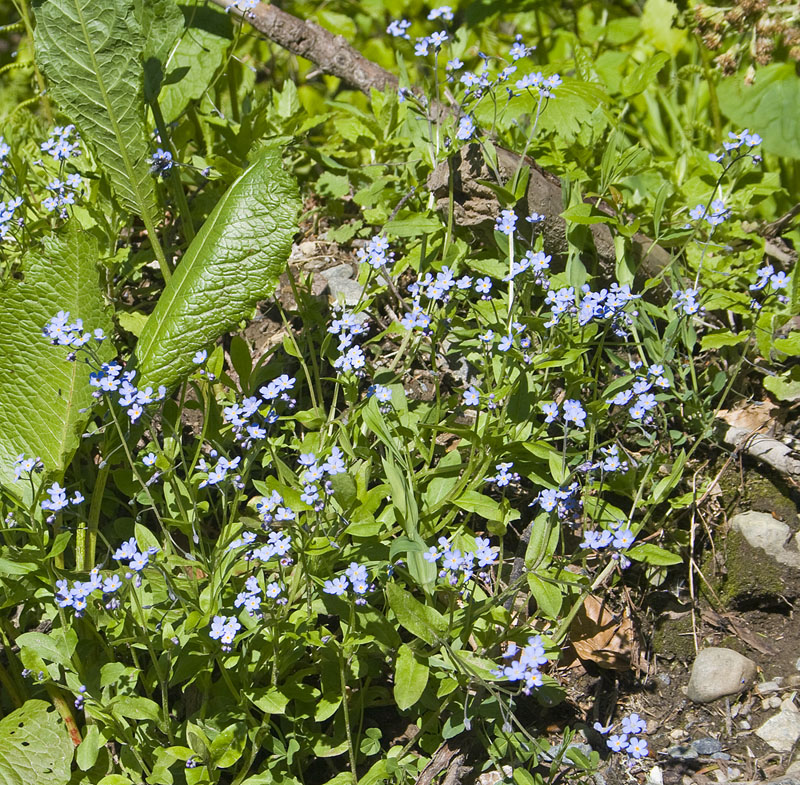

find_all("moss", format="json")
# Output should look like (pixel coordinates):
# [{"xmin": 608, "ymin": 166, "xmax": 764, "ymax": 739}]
[
  {"xmin": 653, "ymin": 614, "xmax": 696, "ymax": 659},
  {"xmin": 720, "ymin": 528, "xmax": 786, "ymax": 608}
]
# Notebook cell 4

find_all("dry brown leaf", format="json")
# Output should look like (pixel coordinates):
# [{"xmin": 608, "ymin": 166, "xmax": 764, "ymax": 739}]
[
  {"xmin": 717, "ymin": 401, "xmax": 776, "ymax": 433},
  {"xmin": 570, "ymin": 595, "xmax": 633, "ymax": 670}
]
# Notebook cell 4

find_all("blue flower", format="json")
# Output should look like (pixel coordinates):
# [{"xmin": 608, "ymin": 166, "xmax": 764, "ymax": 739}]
[
  {"xmin": 607, "ymin": 734, "xmax": 628, "ymax": 752},
  {"xmin": 456, "ymin": 116, "xmax": 476, "ymax": 140},
  {"xmin": 542, "ymin": 402, "xmax": 558, "ymax": 423},
  {"xmin": 495, "ymin": 209, "xmax": 517, "ymax": 236},
  {"xmin": 463, "ymin": 386, "xmax": 480, "ymax": 407},
  {"xmin": 562, "ymin": 399, "xmax": 586, "ymax": 428},
  {"xmin": 150, "ymin": 148, "xmax": 173, "ymax": 177},
  {"xmin": 621, "ymin": 713, "xmax": 647, "ymax": 735},
  {"xmin": 386, "ymin": 18, "xmax": 411, "ymax": 39},
  {"xmin": 428, "ymin": 5, "xmax": 454, "ymax": 21},
  {"xmin": 193, "ymin": 349, "xmax": 207, "ymax": 364},
  {"xmin": 323, "ymin": 576, "xmax": 348, "ymax": 596},
  {"xmin": 625, "ymin": 737, "xmax": 648, "ymax": 758}
]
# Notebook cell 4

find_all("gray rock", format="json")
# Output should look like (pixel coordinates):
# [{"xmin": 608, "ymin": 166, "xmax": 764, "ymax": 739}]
[
  {"xmin": 756, "ymin": 699, "xmax": 800, "ymax": 752},
  {"xmin": 711, "ymin": 752, "xmax": 731, "ymax": 761},
  {"xmin": 687, "ymin": 647, "xmax": 758, "ymax": 703},
  {"xmin": 321, "ymin": 265, "xmax": 365, "ymax": 307},
  {"xmin": 758, "ymin": 680, "xmax": 784, "ymax": 694},
  {"xmin": 692, "ymin": 737, "xmax": 722, "ymax": 755},
  {"xmin": 667, "ymin": 744, "xmax": 699, "ymax": 760},
  {"xmin": 729, "ymin": 511, "xmax": 800, "ymax": 569}
]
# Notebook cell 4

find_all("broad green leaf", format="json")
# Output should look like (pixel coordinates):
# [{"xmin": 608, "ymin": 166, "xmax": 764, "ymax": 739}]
[
  {"xmin": 621, "ymin": 52, "xmax": 670, "ymax": 97},
  {"xmin": 110, "ymin": 695, "xmax": 161, "ymax": 721},
  {"xmin": 16, "ymin": 630, "xmax": 76, "ymax": 669},
  {"xmin": 626, "ymin": 543, "xmax": 682, "ymax": 566},
  {"xmin": 0, "ymin": 699, "xmax": 73, "ymax": 785},
  {"xmin": 527, "ymin": 573, "xmax": 563, "ymax": 619},
  {"xmin": 158, "ymin": 4, "xmax": 232, "ymax": 123},
  {"xmin": 393, "ymin": 644, "xmax": 429, "ymax": 710},
  {"xmin": 137, "ymin": 0, "xmax": 184, "ymax": 101},
  {"xmin": 386, "ymin": 583, "xmax": 447, "ymax": 646},
  {"xmin": 640, "ymin": 0, "xmax": 686, "ymax": 55},
  {"xmin": 209, "ymin": 723, "xmax": 246, "ymax": 769},
  {"xmin": 717, "ymin": 64, "xmax": 800, "ymax": 159},
  {"xmin": 76, "ymin": 725, "xmax": 104, "ymax": 771},
  {"xmin": 33, "ymin": 0, "xmax": 158, "ymax": 223},
  {"xmin": 245, "ymin": 688, "xmax": 288, "ymax": 715},
  {"xmin": 763, "ymin": 368, "xmax": 800, "ymax": 402},
  {"xmin": 135, "ymin": 144, "xmax": 300, "ymax": 390},
  {"xmin": 453, "ymin": 490, "xmax": 503, "ymax": 522},
  {"xmin": 0, "ymin": 225, "xmax": 113, "ymax": 493}
]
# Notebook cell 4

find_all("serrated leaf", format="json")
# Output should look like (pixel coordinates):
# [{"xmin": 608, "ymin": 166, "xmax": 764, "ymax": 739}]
[
  {"xmin": 393, "ymin": 644, "xmax": 429, "ymax": 710},
  {"xmin": 33, "ymin": 0, "xmax": 158, "ymax": 222},
  {"xmin": 0, "ymin": 699, "xmax": 73, "ymax": 785},
  {"xmin": 0, "ymin": 225, "xmax": 113, "ymax": 493},
  {"xmin": 385, "ymin": 583, "xmax": 447, "ymax": 646},
  {"xmin": 135, "ymin": 144, "xmax": 300, "ymax": 390}
]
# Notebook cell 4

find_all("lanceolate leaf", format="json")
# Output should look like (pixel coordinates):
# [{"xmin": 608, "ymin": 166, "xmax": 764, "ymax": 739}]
[
  {"xmin": 135, "ymin": 144, "xmax": 300, "ymax": 390},
  {"xmin": 33, "ymin": 0, "xmax": 158, "ymax": 223},
  {"xmin": 0, "ymin": 700, "xmax": 74, "ymax": 785},
  {"xmin": 0, "ymin": 225, "xmax": 113, "ymax": 494}
]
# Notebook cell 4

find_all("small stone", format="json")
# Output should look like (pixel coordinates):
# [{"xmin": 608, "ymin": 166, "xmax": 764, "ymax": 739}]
[
  {"xmin": 668, "ymin": 745, "xmax": 699, "ymax": 760},
  {"xmin": 786, "ymin": 674, "xmax": 800, "ymax": 688},
  {"xmin": 739, "ymin": 720, "xmax": 751, "ymax": 730},
  {"xmin": 726, "ymin": 768, "xmax": 741, "ymax": 781},
  {"xmin": 670, "ymin": 728, "xmax": 689, "ymax": 741},
  {"xmin": 711, "ymin": 752, "xmax": 731, "ymax": 761},
  {"xmin": 758, "ymin": 681, "xmax": 784, "ymax": 694},
  {"xmin": 692, "ymin": 737, "xmax": 723, "ymax": 755},
  {"xmin": 756, "ymin": 701, "xmax": 800, "ymax": 752},
  {"xmin": 770, "ymin": 695, "xmax": 784, "ymax": 709},
  {"xmin": 687, "ymin": 647, "xmax": 758, "ymax": 703}
]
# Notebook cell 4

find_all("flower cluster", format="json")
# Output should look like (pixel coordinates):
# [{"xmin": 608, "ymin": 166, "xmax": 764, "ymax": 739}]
[
  {"xmin": 356, "ymin": 234, "xmax": 394, "ymax": 270},
  {"xmin": 423, "ymin": 535, "xmax": 499, "ymax": 587},
  {"xmin": 0, "ymin": 196, "xmax": 23, "ymax": 243},
  {"xmin": 196, "ymin": 453, "xmax": 241, "ymax": 489},
  {"xmin": 579, "ymin": 519, "xmax": 636, "ymax": 552},
  {"xmin": 209, "ymin": 615, "xmax": 241, "ymax": 651},
  {"xmin": 750, "ymin": 263, "xmax": 789, "ymax": 295},
  {"xmin": 545, "ymin": 284, "xmax": 639, "ymax": 333},
  {"xmin": 595, "ymin": 712, "xmax": 649, "ymax": 760},
  {"xmin": 12, "ymin": 454, "xmax": 43, "ymax": 481},
  {"xmin": 221, "ymin": 373, "xmax": 296, "ymax": 443},
  {"xmin": 328, "ymin": 307, "xmax": 370, "ymax": 373},
  {"xmin": 55, "ymin": 568, "xmax": 122, "ymax": 617},
  {"xmin": 40, "ymin": 125, "xmax": 81, "ymax": 161},
  {"xmin": 708, "ymin": 129, "xmax": 762, "ymax": 163},
  {"xmin": 504, "ymin": 249, "xmax": 551, "ymax": 284},
  {"xmin": 43, "ymin": 311, "xmax": 106, "ymax": 349},
  {"xmin": 88, "ymin": 361, "xmax": 166, "ymax": 423},
  {"xmin": 485, "ymin": 462, "xmax": 520, "ymax": 488},
  {"xmin": 495, "ymin": 209, "xmax": 518, "ymax": 236},
  {"xmin": 534, "ymin": 482, "xmax": 582, "ymax": 521},
  {"xmin": 41, "ymin": 482, "xmax": 84, "ymax": 515},
  {"xmin": 542, "ymin": 399, "xmax": 587, "ymax": 428},
  {"xmin": 515, "ymin": 71, "xmax": 562, "ymax": 98},
  {"xmin": 42, "ymin": 174, "xmax": 82, "ymax": 217},
  {"xmin": 234, "ymin": 575, "xmax": 285, "ymax": 617},
  {"xmin": 491, "ymin": 635, "xmax": 548, "ymax": 694},
  {"xmin": 672, "ymin": 288, "xmax": 703, "ymax": 316},
  {"xmin": 323, "ymin": 562, "xmax": 373, "ymax": 604},
  {"xmin": 113, "ymin": 537, "xmax": 159, "ymax": 574},
  {"xmin": 366, "ymin": 383, "xmax": 396, "ymax": 413},
  {"xmin": 456, "ymin": 115, "xmax": 476, "ymax": 141},
  {"xmin": 606, "ymin": 363, "xmax": 670, "ymax": 424},
  {"xmin": 689, "ymin": 198, "xmax": 730, "ymax": 227}
]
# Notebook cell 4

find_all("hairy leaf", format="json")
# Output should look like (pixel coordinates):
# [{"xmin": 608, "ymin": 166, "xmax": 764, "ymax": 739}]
[
  {"xmin": 33, "ymin": 0, "xmax": 157, "ymax": 221},
  {"xmin": 0, "ymin": 700, "xmax": 73, "ymax": 785},
  {"xmin": 0, "ymin": 225, "xmax": 113, "ymax": 494},
  {"xmin": 135, "ymin": 144, "xmax": 299, "ymax": 390}
]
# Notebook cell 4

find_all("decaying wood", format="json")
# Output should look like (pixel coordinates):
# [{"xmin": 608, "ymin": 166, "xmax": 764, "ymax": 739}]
[
  {"xmin": 722, "ymin": 425, "xmax": 800, "ymax": 482},
  {"xmin": 209, "ymin": 0, "xmax": 673, "ymax": 281},
  {"xmin": 210, "ymin": 0, "xmax": 398, "ymax": 95},
  {"xmin": 427, "ymin": 144, "xmax": 673, "ymax": 284}
]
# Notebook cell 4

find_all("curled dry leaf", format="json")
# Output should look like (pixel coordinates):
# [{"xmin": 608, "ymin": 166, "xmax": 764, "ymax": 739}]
[
  {"xmin": 570, "ymin": 594, "xmax": 633, "ymax": 670},
  {"xmin": 717, "ymin": 400, "xmax": 777, "ymax": 433}
]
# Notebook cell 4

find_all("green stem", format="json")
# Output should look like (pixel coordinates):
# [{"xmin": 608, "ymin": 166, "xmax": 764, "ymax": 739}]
[
  {"xmin": 86, "ymin": 461, "xmax": 109, "ymax": 569},
  {"xmin": 339, "ymin": 649, "xmax": 358, "ymax": 785}
]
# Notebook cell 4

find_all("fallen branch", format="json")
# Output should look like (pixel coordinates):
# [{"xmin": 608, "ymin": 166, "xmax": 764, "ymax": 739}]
[
  {"xmin": 209, "ymin": 0, "xmax": 672, "ymax": 281},
  {"xmin": 722, "ymin": 425, "xmax": 800, "ymax": 482}
]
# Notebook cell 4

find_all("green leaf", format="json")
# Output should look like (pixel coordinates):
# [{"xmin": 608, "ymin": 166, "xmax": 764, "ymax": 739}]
[
  {"xmin": 246, "ymin": 688, "xmax": 289, "ymax": 715},
  {"xmin": 763, "ymin": 367, "xmax": 800, "ymax": 402},
  {"xmin": 393, "ymin": 644, "xmax": 429, "ymax": 711},
  {"xmin": 773, "ymin": 332, "xmax": 800, "ymax": 356},
  {"xmin": 135, "ymin": 144, "xmax": 300, "ymax": 390},
  {"xmin": 110, "ymin": 695, "xmax": 161, "ymax": 721},
  {"xmin": 527, "ymin": 573, "xmax": 563, "ymax": 619},
  {"xmin": 717, "ymin": 64, "xmax": 800, "ymax": 159},
  {"xmin": 158, "ymin": 4, "xmax": 232, "ymax": 123},
  {"xmin": 137, "ymin": 0, "xmax": 184, "ymax": 100},
  {"xmin": 209, "ymin": 723, "xmax": 246, "ymax": 769},
  {"xmin": 700, "ymin": 330, "xmax": 747, "ymax": 350},
  {"xmin": 386, "ymin": 583, "xmax": 447, "ymax": 646},
  {"xmin": 626, "ymin": 543, "xmax": 681, "ymax": 566},
  {"xmin": 0, "ymin": 226, "xmax": 113, "ymax": 493},
  {"xmin": 640, "ymin": 0, "xmax": 686, "ymax": 55},
  {"xmin": 76, "ymin": 725, "xmax": 104, "ymax": 771},
  {"xmin": 0, "ymin": 699, "xmax": 73, "ymax": 785},
  {"xmin": 621, "ymin": 52, "xmax": 670, "ymax": 97},
  {"xmin": 33, "ymin": 0, "xmax": 158, "ymax": 223},
  {"xmin": 16, "ymin": 631, "xmax": 75, "ymax": 669},
  {"xmin": 453, "ymin": 490, "xmax": 503, "ymax": 522}
]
